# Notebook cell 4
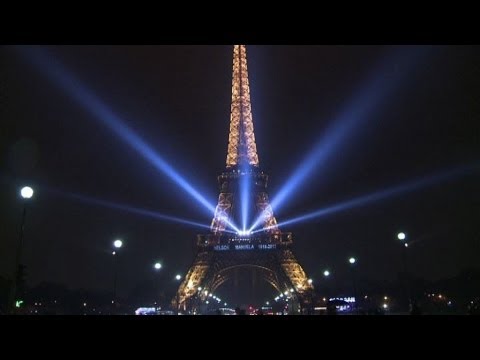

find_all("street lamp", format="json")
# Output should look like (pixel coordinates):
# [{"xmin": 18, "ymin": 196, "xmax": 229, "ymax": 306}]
[
  {"xmin": 175, "ymin": 274, "xmax": 182, "ymax": 314},
  {"xmin": 9, "ymin": 186, "xmax": 34, "ymax": 314},
  {"xmin": 397, "ymin": 231, "xmax": 412, "ymax": 311},
  {"xmin": 152, "ymin": 262, "xmax": 163, "ymax": 307},
  {"xmin": 112, "ymin": 239, "xmax": 123, "ymax": 311},
  {"xmin": 348, "ymin": 257, "xmax": 358, "ymax": 314},
  {"xmin": 322, "ymin": 270, "xmax": 331, "ymax": 308}
]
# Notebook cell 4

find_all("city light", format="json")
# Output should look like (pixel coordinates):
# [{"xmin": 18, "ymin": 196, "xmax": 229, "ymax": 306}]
[
  {"xmin": 113, "ymin": 240, "xmax": 123, "ymax": 249},
  {"xmin": 349, "ymin": 257, "xmax": 356, "ymax": 264},
  {"xmin": 397, "ymin": 232, "xmax": 406, "ymax": 241},
  {"xmin": 323, "ymin": 270, "xmax": 330, "ymax": 277},
  {"xmin": 175, "ymin": 274, "xmax": 182, "ymax": 281},
  {"xmin": 154, "ymin": 262, "xmax": 162, "ymax": 270}
]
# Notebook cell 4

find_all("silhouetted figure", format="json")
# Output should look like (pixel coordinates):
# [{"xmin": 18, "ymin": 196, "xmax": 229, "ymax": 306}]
[
  {"xmin": 326, "ymin": 303, "xmax": 337, "ymax": 315},
  {"xmin": 410, "ymin": 302, "xmax": 422, "ymax": 315},
  {"xmin": 235, "ymin": 306, "xmax": 246, "ymax": 315},
  {"xmin": 467, "ymin": 299, "xmax": 479, "ymax": 315}
]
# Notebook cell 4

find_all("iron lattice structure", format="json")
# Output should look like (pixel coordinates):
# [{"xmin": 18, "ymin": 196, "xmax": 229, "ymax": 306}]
[{"xmin": 175, "ymin": 45, "xmax": 313, "ymax": 313}]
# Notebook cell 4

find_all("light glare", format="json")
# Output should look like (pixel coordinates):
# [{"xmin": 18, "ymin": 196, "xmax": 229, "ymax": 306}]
[{"xmin": 20, "ymin": 186, "xmax": 34, "ymax": 199}]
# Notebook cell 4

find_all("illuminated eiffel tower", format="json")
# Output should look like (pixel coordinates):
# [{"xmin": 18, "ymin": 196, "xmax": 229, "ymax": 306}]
[{"xmin": 175, "ymin": 45, "xmax": 313, "ymax": 313}]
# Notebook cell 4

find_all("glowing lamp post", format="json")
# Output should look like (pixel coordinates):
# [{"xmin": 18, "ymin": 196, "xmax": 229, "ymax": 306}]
[
  {"xmin": 320, "ymin": 269, "xmax": 332, "ymax": 309},
  {"xmin": 112, "ymin": 239, "xmax": 123, "ymax": 310},
  {"xmin": 9, "ymin": 186, "xmax": 34, "ymax": 314},
  {"xmin": 175, "ymin": 274, "xmax": 182, "ymax": 315},
  {"xmin": 152, "ymin": 262, "xmax": 162, "ymax": 306},
  {"xmin": 348, "ymin": 257, "xmax": 358, "ymax": 314},
  {"xmin": 397, "ymin": 231, "xmax": 412, "ymax": 311}
]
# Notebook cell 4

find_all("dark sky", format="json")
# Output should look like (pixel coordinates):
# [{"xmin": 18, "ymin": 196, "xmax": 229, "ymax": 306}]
[{"xmin": 1, "ymin": 45, "xmax": 479, "ymax": 301}]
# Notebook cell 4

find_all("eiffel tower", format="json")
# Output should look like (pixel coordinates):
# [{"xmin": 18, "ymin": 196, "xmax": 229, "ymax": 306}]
[{"xmin": 174, "ymin": 45, "xmax": 313, "ymax": 313}]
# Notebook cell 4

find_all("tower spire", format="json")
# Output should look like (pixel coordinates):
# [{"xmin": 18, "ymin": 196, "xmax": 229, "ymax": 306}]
[{"xmin": 226, "ymin": 45, "xmax": 259, "ymax": 168}]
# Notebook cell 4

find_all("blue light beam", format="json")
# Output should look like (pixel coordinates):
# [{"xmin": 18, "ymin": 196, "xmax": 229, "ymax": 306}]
[
  {"xmin": 46, "ymin": 187, "xmax": 215, "ymax": 231},
  {"xmin": 250, "ymin": 46, "xmax": 430, "ymax": 232},
  {"xmin": 240, "ymin": 166, "xmax": 252, "ymax": 232},
  {"xmin": 14, "ymin": 46, "xmax": 239, "ymax": 228},
  {"xmin": 258, "ymin": 163, "xmax": 479, "ymax": 231}
]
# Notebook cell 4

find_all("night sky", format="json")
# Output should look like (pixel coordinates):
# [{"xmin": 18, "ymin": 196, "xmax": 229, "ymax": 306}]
[{"xmin": 1, "ymin": 45, "xmax": 479, "ymax": 301}]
